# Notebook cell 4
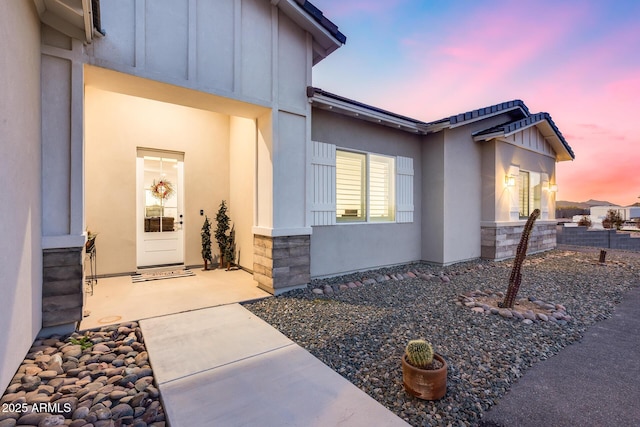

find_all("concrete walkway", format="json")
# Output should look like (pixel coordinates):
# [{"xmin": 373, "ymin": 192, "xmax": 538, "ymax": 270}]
[
  {"xmin": 140, "ymin": 304, "xmax": 409, "ymax": 427},
  {"xmin": 481, "ymin": 285, "xmax": 640, "ymax": 427}
]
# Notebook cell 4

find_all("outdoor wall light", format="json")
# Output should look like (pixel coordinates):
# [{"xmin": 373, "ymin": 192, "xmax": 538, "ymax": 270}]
[
  {"xmin": 548, "ymin": 184, "xmax": 558, "ymax": 192},
  {"xmin": 505, "ymin": 175, "xmax": 516, "ymax": 187}
]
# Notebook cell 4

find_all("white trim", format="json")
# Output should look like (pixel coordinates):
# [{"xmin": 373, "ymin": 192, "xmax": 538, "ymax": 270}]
[
  {"xmin": 311, "ymin": 94, "xmax": 427, "ymax": 134},
  {"xmin": 252, "ymin": 226, "xmax": 313, "ymax": 237},
  {"xmin": 42, "ymin": 234, "xmax": 87, "ymax": 249}
]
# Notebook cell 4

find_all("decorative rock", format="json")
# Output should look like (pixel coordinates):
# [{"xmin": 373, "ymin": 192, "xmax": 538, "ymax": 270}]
[
  {"xmin": 21, "ymin": 375, "xmax": 41, "ymax": 392},
  {"xmin": 347, "ymin": 282, "xmax": 357, "ymax": 289},
  {"xmin": 522, "ymin": 319, "xmax": 534, "ymax": 325},
  {"xmin": 92, "ymin": 344, "xmax": 111, "ymax": 353},
  {"xmin": 38, "ymin": 370, "xmax": 59, "ymax": 380},
  {"xmin": 323, "ymin": 285, "xmax": 333, "ymax": 295},
  {"xmin": 498, "ymin": 309, "xmax": 514, "ymax": 318},
  {"xmin": 72, "ymin": 406, "xmax": 90, "ymax": 420},
  {"xmin": 111, "ymin": 403, "xmax": 134, "ymax": 419},
  {"xmin": 339, "ymin": 284, "xmax": 348, "ymax": 291},
  {"xmin": 440, "ymin": 276, "xmax": 450, "ymax": 283},
  {"xmin": 311, "ymin": 288, "xmax": 323, "ymax": 295},
  {"xmin": 61, "ymin": 345, "xmax": 83, "ymax": 359},
  {"xmin": 471, "ymin": 307, "xmax": 485, "ymax": 314},
  {"xmin": 537, "ymin": 313, "xmax": 549, "ymax": 321},
  {"xmin": 134, "ymin": 352, "xmax": 148, "ymax": 366},
  {"xmin": 38, "ymin": 414, "xmax": 65, "ymax": 426}
]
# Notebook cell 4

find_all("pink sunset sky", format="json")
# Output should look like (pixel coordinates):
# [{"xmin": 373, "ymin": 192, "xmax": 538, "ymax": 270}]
[{"xmin": 311, "ymin": 0, "xmax": 640, "ymax": 206}]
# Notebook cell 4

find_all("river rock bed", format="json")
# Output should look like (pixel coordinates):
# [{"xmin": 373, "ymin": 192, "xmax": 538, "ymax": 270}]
[
  {"xmin": 0, "ymin": 322, "xmax": 165, "ymax": 427},
  {"xmin": 244, "ymin": 248, "xmax": 640, "ymax": 426}
]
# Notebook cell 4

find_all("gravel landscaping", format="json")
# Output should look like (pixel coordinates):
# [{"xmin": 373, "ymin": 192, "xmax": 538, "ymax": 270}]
[{"xmin": 244, "ymin": 248, "xmax": 640, "ymax": 427}]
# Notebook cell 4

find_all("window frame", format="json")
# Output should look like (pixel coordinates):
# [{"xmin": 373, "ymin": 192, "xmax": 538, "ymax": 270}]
[
  {"xmin": 335, "ymin": 148, "xmax": 396, "ymax": 224},
  {"xmin": 518, "ymin": 169, "xmax": 542, "ymax": 219}
]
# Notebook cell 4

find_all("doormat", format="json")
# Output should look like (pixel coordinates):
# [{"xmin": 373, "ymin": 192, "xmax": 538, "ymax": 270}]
[{"xmin": 131, "ymin": 269, "xmax": 195, "ymax": 283}]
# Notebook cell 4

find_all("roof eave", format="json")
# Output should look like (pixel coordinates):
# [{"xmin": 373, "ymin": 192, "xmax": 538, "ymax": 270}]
[
  {"xmin": 310, "ymin": 90, "xmax": 429, "ymax": 135},
  {"xmin": 274, "ymin": 0, "xmax": 345, "ymax": 65},
  {"xmin": 34, "ymin": 0, "xmax": 99, "ymax": 43}
]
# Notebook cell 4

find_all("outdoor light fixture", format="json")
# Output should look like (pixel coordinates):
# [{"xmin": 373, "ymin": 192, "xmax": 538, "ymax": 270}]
[
  {"xmin": 505, "ymin": 175, "xmax": 516, "ymax": 187},
  {"xmin": 548, "ymin": 184, "xmax": 558, "ymax": 192}
]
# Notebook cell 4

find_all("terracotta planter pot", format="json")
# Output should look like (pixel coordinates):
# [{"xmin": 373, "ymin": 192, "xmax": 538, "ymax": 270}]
[{"xmin": 401, "ymin": 353, "xmax": 447, "ymax": 400}]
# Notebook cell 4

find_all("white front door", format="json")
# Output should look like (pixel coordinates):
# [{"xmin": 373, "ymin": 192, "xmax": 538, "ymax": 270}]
[{"xmin": 136, "ymin": 149, "xmax": 185, "ymax": 269}]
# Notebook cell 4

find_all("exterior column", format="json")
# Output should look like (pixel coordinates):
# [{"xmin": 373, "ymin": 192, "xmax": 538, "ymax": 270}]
[
  {"xmin": 253, "ymin": 234, "xmax": 310, "ymax": 295},
  {"xmin": 41, "ymin": 35, "xmax": 86, "ymax": 328}
]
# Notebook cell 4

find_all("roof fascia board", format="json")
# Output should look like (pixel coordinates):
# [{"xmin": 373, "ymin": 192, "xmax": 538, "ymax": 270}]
[
  {"xmin": 311, "ymin": 93, "xmax": 427, "ymax": 134},
  {"xmin": 273, "ymin": 0, "xmax": 343, "ymax": 64}
]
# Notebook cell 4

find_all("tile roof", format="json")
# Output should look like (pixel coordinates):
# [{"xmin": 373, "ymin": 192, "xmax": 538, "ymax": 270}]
[
  {"xmin": 446, "ymin": 100, "xmax": 530, "ymax": 126},
  {"xmin": 297, "ymin": 0, "xmax": 347, "ymax": 44},
  {"xmin": 308, "ymin": 87, "xmax": 574, "ymax": 160},
  {"xmin": 473, "ymin": 112, "xmax": 575, "ymax": 160}
]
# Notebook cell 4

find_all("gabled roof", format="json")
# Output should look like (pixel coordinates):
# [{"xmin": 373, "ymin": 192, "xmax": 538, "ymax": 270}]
[
  {"xmin": 308, "ymin": 87, "xmax": 574, "ymax": 161},
  {"xmin": 473, "ymin": 113, "xmax": 575, "ymax": 161},
  {"xmin": 275, "ymin": 0, "xmax": 346, "ymax": 65}
]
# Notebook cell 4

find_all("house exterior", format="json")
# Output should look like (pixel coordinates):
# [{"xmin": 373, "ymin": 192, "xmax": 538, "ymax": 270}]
[{"xmin": 0, "ymin": 0, "xmax": 574, "ymax": 393}]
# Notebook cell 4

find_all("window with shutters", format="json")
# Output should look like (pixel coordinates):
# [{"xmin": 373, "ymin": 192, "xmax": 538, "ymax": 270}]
[
  {"xmin": 336, "ymin": 149, "xmax": 395, "ymax": 223},
  {"xmin": 310, "ymin": 141, "xmax": 412, "ymax": 226}
]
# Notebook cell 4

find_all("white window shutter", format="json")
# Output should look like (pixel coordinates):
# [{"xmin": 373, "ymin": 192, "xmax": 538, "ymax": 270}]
[
  {"xmin": 396, "ymin": 156, "xmax": 414, "ymax": 223},
  {"xmin": 311, "ymin": 141, "xmax": 336, "ymax": 226},
  {"xmin": 508, "ymin": 165, "xmax": 520, "ymax": 221}
]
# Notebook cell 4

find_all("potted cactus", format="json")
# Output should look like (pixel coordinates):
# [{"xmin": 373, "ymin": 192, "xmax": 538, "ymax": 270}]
[{"xmin": 401, "ymin": 339, "xmax": 447, "ymax": 400}]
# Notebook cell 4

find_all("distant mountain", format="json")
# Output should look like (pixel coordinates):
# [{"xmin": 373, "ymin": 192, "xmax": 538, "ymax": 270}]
[{"xmin": 557, "ymin": 199, "xmax": 615, "ymax": 209}]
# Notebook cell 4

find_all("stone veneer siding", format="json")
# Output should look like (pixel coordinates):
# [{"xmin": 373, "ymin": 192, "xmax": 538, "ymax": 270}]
[
  {"xmin": 481, "ymin": 222, "xmax": 557, "ymax": 260},
  {"xmin": 253, "ymin": 234, "xmax": 311, "ymax": 295},
  {"xmin": 42, "ymin": 247, "xmax": 84, "ymax": 328},
  {"xmin": 557, "ymin": 226, "xmax": 640, "ymax": 251}
]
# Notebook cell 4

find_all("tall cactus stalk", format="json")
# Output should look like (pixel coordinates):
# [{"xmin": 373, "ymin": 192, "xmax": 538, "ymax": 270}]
[{"xmin": 500, "ymin": 208, "xmax": 540, "ymax": 309}]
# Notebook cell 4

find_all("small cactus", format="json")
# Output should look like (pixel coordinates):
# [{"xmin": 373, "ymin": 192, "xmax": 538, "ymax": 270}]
[{"xmin": 405, "ymin": 339, "xmax": 434, "ymax": 369}]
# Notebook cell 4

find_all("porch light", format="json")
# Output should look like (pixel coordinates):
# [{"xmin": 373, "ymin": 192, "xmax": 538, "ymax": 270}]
[
  {"xmin": 505, "ymin": 175, "xmax": 516, "ymax": 187},
  {"xmin": 548, "ymin": 183, "xmax": 558, "ymax": 192}
]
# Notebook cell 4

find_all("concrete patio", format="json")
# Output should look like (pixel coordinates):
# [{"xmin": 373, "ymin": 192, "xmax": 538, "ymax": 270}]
[{"xmin": 81, "ymin": 268, "xmax": 270, "ymax": 330}]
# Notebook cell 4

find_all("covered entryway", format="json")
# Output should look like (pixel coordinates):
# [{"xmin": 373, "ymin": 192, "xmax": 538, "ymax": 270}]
[{"xmin": 84, "ymin": 65, "xmax": 268, "ymax": 318}]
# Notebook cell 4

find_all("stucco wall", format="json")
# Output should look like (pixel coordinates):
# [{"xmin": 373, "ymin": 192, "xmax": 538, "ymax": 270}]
[
  {"xmin": 442, "ymin": 126, "xmax": 484, "ymax": 264},
  {"xmin": 421, "ymin": 132, "xmax": 445, "ymax": 263},
  {"xmin": 229, "ymin": 116, "xmax": 257, "ymax": 270},
  {"xmin": 0, "ymin": 1, "xmax": 42, "ymax": 392},
  {"xmin": 310, "ymin": 109, "xmax": 422, "ymax": 277},
  {"xmin": 481, "ymin": 138, "xmax": 557, "ymax": 224},
  {"xmin": 85, "ymin": 87, "xmax": 231, "ymax": 274}
]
